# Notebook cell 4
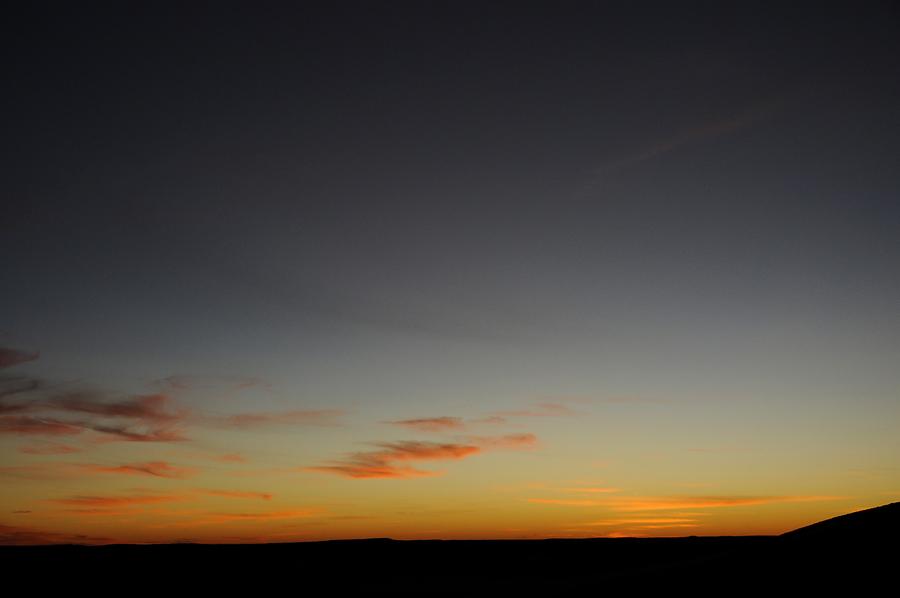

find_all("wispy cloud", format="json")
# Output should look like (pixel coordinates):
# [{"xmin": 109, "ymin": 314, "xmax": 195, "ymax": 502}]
[
  {"xmin": 82, "ymin": 461, "xmax": 197, "ymax": 479},
  {"xmin": 492, "ymin": 402, "xmax": 577, "ymax": 418},
  {"xmin": 0, "ymin": 464, "xmax": 82, "ymax": 480},
  {"xmin": 18, "ymin": 442, "xmax": 82, "ymax": 455},
  {"xmin": 462, "ymin": 433, "xmax": 538, "ymax": 449},
  {"xmin": 47, "ymin": 392, "xmax": 184, "ymax": 423},
  {"xmin": 307, "ymin": 441, "xmax": 482, "ymax": 479},
  {"xmin": 0, "ymin": 376, "xmax": 41, "ymax": 404},
  {"xmin": 205, "ymin": 409, "xmax": 343, "ymax": 429},
  {"xmin": 308, "ymin": 433, "xmax": 539, "ymax": 479},
  {"xmin": 591, "ymin": 101, "xmax": 780, "ymax": 178},
  {"xmin": 0, "ymin": 347, "xmax": 39, "ymax": 369},
  {"xmin": 204, "ymin": 509, "xmax": 317, "ymax": 522},
  {"xmin": 0, "ymin": 415, "xmax": 84, "ymax": 436},
  {"xmin": 559, "ymin": 487, "xmax": 621, "ymax": 494},
  {"xmin": 527, "ymin": 498, "xmax": 608, "ymax": 507},
  {"xmin": 528, "ymin": 494, "xmax": 841, "ymax": 511},
  {"xmin": 384, "ymin": 416, "xmax": 465, "ymax": 432},
  {"xmin": 0, "ymin": 350, "xmax": 341, "ymax": 446},
  {"xmin": 154, "ymin": 374, "xmax": 270, "ymax": 392},
  {"xmin": 199, "ymin": 489, "xmax": 273, "ymax": 501},
  {"xmin": 586, "ymin": 517, "xmax": 699, "ymax": 526},
  {"xmin": 0, "ymin": 389, "xmax": 190, "ymax": 442},
  {"xmin": 606, "ymin": 495, "xmax": 841, "ymax": 511},
  {"xmin": 49, "ymin": 494, "xmax": 184, "ymax": 507},
  {"xmin": 0, "ymin": 523, "xmax": 112, "ymax": 545},
  {"xmin": 215, "ymin": 453, "xmax": 247, "ymax": 463}
]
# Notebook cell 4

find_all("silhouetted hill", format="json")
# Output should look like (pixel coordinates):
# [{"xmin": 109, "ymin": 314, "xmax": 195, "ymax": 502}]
[
  {"xmin": 782, "ymin": 501, "xmax": 900, "ymax": 542},
  {"xmin": 2, "ymin": 503, "xmax": 896, "ymax": 594}
]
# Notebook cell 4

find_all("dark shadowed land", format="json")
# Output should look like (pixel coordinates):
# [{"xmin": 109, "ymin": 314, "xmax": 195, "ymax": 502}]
[{"xmin": 3, "ymin": 503, "xmax": 896, "ymax": 593}]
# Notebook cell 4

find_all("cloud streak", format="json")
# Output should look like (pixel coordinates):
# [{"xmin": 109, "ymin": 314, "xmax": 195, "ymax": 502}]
[
  {"xmin": 492, "ymin": 402, "xmax": 576, "ymax": 418},
  {"xmin": 49, "ymin": 494, "xmax": 184, "ymax": 507},
  {"xmin": 0, "ymin": 348, "xmax": 39, "ymax": 369},
  {"xmin": 462, "ymin": 433, "xmax": 538, "ymax": 450},
  {"xmin": 18, "ymin": 442, "xmax": 82, "ymax": 455},
  {"xmin": 0, "ymin": 523, "xmax": 112, "ymax": 545},
  {"xmin": 200, "ymin": 489, "xmax": 273, "ymax": 501},
  {"xmin": 82, "ymin": 461, "xmax": 197, "ymax": 479},
  {"xmin": 528, "ymin": 494, "xmax": 841, "ymax": 511},
  {"xmin": 384, "ymin": 417, "xmax": 465, "ymax": 432},
  {"xmin": 0, "ymin": 416, "xmax": 84, "ymax": 436},
  {"xmin": 591, "ymin": 101, "xmax": 780, "ymax": 178},
  {"xmin": 0, "ymin": 389, "xmax": 190, "ymax": 442},
  {"xmin": 205, "ymin": 409, "xmax": 343, "ymax": 429},
  {"xmin": 309, "ymin": 434, "xmax": 539, "ymax": 479},
  {"xmin": 307, "ymin": 441, "xmax": 482, "ymax": 479}
]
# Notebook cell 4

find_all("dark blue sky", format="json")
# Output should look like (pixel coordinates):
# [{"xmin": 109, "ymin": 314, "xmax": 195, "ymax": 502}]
[{"xmin": 3, "ymin": 1, "xmax": 899, "ymax": 427}]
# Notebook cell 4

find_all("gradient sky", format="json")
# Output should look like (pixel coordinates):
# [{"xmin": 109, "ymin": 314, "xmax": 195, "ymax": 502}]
[{"xmin": 2, "ymin": 2, "xmax": 899, "ymax": 544}]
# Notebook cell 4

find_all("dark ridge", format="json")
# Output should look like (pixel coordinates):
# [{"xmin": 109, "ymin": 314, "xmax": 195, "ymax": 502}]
[
  {"xmin": 2, "ymin": 503, "xmax": 896, "ymax": 593},
  {"xmin": 782, "ymin": 501, "xmax": 900, "ymax": 541}
]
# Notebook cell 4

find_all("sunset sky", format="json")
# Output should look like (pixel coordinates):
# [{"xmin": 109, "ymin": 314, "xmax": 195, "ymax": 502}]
[{"xmin": 2, "ymin": 3, "xmax": 899, "ymax": 544}]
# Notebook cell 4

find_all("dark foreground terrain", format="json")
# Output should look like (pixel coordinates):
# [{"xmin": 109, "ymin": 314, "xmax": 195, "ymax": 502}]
[{"xmin": 4, "ymin": 502, "xmax": 896, "ymax": 593}]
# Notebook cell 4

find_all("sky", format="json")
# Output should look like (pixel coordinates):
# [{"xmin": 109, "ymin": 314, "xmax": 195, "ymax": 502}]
[{"xmin": 2, "ymin": 2, "xmax": 899, "ymax": 544}]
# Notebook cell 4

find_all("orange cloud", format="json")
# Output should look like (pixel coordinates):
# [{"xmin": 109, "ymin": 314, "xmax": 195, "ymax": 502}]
[
  {"xmin": 62, "ymin": 508, "xmax": 137, "ymax": 516},
  {"xmin": 200, "ymin": 489, "xmax": 273, "ymax": 500},
  {"xmin": 528, "ymin": 498, "xmax": 607, "ymax": 507},
  {"xmin": 309, "ymin": 431, "xmax": 541, "ymax": 479},
  {"xmin": 586, "ymin": 517, "xmax": 698, "ymax": 525},
  {"xmin": 306, "ymin": 463, "xmax": 436, "ymax": 479},
  {"xmin": 207, "ymin": 509, "xmax": 318, "ymax": 521},
  {"xmin": 560, "ymin": 487, "xmax": 621, "ymax": 494},
  {"xmin": 18, "ymin": 442, "xmax": 82, "ymax": 455},
  {"xmin": 82, "ymin": 461, "xmax": 197, "ymax": 479},
  {"xmin": 216, "ymin": 453, "xmax": 246, "ymax": 463},
  {"xmin": 378, "ymin": 441, "xmax": 482, "ymax": 462},
  {"xmin": 50, "ymin": 494, "xmax": 184, "ymax": 507},
  {"xmin": 528, "ymin": 495, "xmax": 841, "ymax": 511},
  {"xmin": 0, "ymin": 464, "xmax": 82, "ymax": 480},
  {"xmin": 465, "ymin": 433, "xmax": 539, "ymax": 449},
  {"xmin": 307, "ymin": 441, "xmax": 481, "ymax": 479},
  {"xmin": 385, "ymin": 416, "xmax": 465, "ymax": 432},
  {"xmin": 606, "ymin": 495, "xmax": 841, "ymax": 512}
]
